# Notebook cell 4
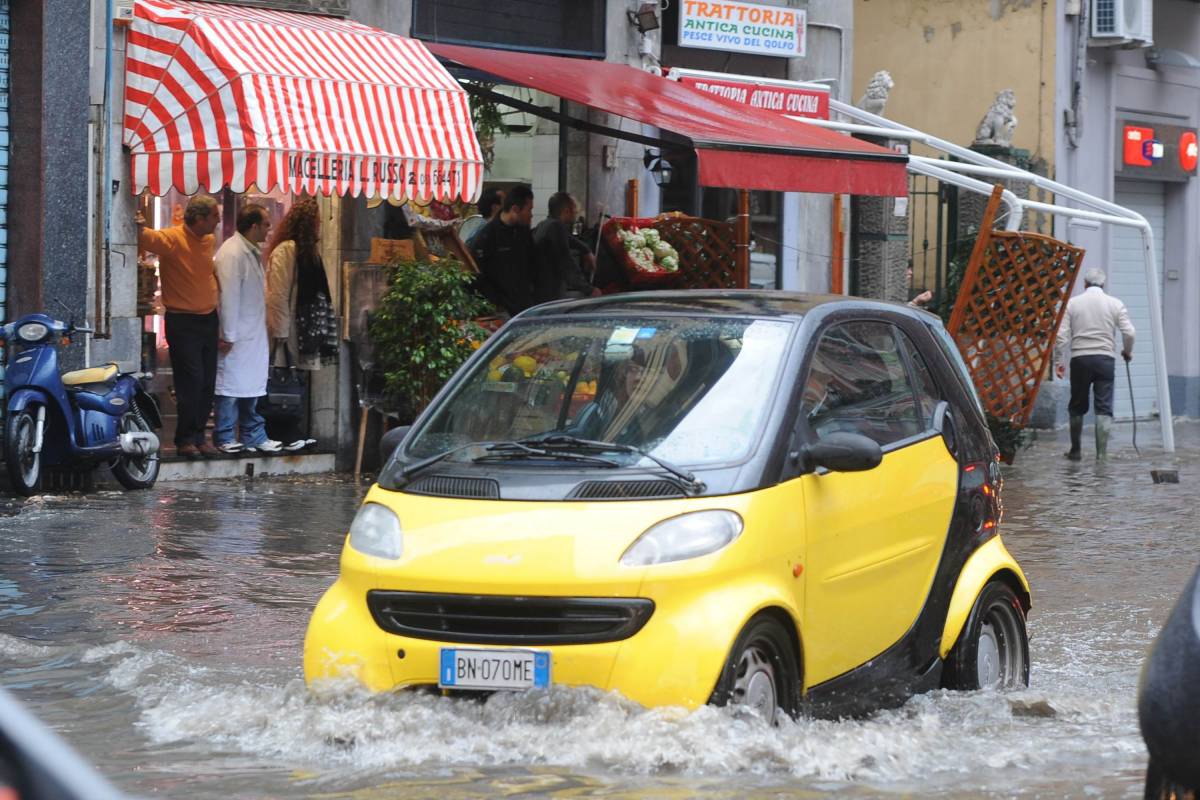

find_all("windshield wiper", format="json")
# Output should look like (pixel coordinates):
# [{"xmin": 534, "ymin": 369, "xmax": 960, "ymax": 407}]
[
  {"xmin": 396, "ymin": 442, "xmax": 498, "ymax": 481},
  {"xmin": 522, "ymin": 435, "xmax": 707, "ymax": 495},
  {"xmin": 473, "ymin": 440, "xmax": 619, "ymax": 468}
]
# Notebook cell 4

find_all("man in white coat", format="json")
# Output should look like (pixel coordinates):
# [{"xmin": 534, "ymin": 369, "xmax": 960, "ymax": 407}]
[{"xmin": 213, "ymin": 204, "xmax": 280, "ymax": 454}]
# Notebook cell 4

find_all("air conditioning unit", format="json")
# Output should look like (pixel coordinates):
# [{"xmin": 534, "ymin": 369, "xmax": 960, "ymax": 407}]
[{"xmin": 1091, "ymin": 0, "xmax": 1154, "ymax": 46}]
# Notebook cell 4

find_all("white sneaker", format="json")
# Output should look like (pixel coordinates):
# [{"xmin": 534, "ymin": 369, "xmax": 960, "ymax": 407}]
[
  {"xmin": 216, "ymin": 442, "xmax": 245, "ymax": 454},
  {"xmin": 283, "ymin": 439, "xmax": 307, "ymax": 451},
  {"xmin": 247, "ymin": 439, "xmax": 283, "ymax": 453}
]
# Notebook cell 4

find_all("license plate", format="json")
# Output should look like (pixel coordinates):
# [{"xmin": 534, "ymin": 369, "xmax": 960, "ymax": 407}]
[{"xmin": 438, "ymin": 648, "xmax": 551, "ymax": 690}]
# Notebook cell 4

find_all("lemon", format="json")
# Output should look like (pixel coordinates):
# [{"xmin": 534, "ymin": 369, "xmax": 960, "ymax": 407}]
[{"xmin": 513, "ymin": 355, "xmax": 538, "ymax": 373}]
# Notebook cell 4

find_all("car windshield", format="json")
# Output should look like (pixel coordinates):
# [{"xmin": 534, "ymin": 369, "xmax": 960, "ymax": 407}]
[{"xmin": 396, "ymin": 316, "xmax": 793, "ymax": 472}]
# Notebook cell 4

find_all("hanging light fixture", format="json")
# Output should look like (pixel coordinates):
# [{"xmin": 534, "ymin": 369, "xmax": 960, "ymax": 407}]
[{"xmin": 643, "ymin": 149, "xmax": 673, "ymax": 187}]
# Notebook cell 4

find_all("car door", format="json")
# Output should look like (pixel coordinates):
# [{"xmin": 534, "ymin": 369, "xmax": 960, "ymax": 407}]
[{"xmin": 799, "ymin": 319, "xmax": 958, "ymax": 686}]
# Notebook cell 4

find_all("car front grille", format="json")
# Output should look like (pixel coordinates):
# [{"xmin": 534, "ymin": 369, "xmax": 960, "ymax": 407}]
[{"xmin": 366, "ymin": 591, "xmax": 655, "ymax": 645}]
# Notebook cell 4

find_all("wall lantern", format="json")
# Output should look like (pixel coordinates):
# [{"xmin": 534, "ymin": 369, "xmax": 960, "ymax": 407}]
[{"xmin": 643, "ymin": 149, "xmax": 673, "ymax": 187}]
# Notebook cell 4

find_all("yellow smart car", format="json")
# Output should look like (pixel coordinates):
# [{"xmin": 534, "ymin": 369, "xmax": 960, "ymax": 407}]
[{"xmin": 305, "ymin": 291, "xmax": 1030, "ymax": 720}]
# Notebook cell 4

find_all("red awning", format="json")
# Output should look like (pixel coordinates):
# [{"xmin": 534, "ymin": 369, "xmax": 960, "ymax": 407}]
[
  {"xmin": 426, "ymin": 43, "xmax": 907, "ymax": 197},
  {"xmin": 123, "ymin": 0, "xmax": 483, "ymax": 201}
]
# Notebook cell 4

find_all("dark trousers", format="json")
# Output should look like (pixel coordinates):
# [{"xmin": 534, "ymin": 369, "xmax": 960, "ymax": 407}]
[
  {"xmin": 1069, "ymin": 354, "xmax": 1115, "ymax": 417},
  {"xmin": 165, "ymin": 310, "xmax": 218, "ymax": 447}
]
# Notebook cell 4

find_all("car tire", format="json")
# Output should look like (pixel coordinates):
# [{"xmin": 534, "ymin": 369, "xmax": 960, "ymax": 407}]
[
  {"xmin": 709, "ymin": 614, "xmax": 801, "ymax": 724},
  {"xmin": 5, "ymin": 408, "xmax": 42, "ymax": 496},
  {"xmin": 942, "ymin": 580, "xmax": 1029, "ymax": 691}
]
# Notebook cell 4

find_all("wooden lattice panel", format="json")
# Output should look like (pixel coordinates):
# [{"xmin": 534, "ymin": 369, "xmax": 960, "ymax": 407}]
[
  {"xmin": 602, "ymin": 216, "xmax": 743, "ymax": 290},
  {"xmin": 653, "ymin": 217, "xmax": 741, "ymax": 289},
  {"xmin": 947, "ymin": 189, "xmax": 1084, "ymax": 426}
]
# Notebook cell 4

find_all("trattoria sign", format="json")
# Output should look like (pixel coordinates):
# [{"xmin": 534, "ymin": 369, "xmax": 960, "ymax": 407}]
[
  {"xmin": 679, "ymin": 1, "xmax": 806, "ymax": 58},
  {"xmin": 672, "ymin": 73, "xmax": 829, "ymax": 120}
]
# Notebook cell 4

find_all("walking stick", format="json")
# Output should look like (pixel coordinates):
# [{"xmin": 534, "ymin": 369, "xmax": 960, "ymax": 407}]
[{"xmin": 1125, "ymin": 357, "xmax": 1140, "ymax": 455}]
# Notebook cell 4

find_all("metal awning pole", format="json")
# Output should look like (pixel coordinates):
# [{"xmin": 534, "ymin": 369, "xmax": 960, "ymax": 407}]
[
  {"xmin": 826, "ymin": 99, "xmax": 1143, "ymax": 222},
  {"xmin": 1140, "ymin": 223, "xmax": 1175, "ymax": 452},
  {"xmin": 736, "ymin": 189, "xmax": 751, "ymax": 288}
]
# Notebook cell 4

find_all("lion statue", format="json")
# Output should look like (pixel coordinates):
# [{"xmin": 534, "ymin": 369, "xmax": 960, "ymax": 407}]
[
  {"xmin": 974, "ymin": 89, "xmax": 1018, "ymax": 147},
  {"xmin": 857, "ymin": 70, "xmax": 894, "ymax": 117}
]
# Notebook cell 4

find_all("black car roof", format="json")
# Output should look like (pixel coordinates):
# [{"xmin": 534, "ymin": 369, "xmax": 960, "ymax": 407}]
[{"xmin": 519, "ymin": 289, "xmax": 941, "ymax": 325}]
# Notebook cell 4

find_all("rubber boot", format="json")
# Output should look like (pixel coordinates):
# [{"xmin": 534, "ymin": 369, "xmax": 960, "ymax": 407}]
[
  {"xmin": 1065, "ymin": 415, "xmax": 1083, "ymax": 461},
  {"xmin": 1095, "ymin": 415, "xmax": 1113, "ymax": 460}
]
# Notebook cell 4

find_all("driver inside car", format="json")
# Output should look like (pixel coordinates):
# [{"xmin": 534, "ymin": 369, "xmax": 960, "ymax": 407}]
[{"xmin": 570, "ymin": 345, "xmax": 657, "ymax": 443}]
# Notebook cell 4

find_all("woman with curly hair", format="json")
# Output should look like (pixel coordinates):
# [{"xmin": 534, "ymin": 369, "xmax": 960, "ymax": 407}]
[{"xmin": 264, "ymin": 198, "xmax": 333, "ymax": 450}]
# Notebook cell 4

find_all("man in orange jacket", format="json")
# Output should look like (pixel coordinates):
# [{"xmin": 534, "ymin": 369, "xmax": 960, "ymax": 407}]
[{"xmin": 136, "ymin": 196, "xmax": 222, "ymax": 459}]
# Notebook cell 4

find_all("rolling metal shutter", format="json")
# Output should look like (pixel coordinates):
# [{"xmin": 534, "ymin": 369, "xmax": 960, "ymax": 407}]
[{"xmin": 1110, "ymin": 180, "xmax": 1165, "ymax": 420}]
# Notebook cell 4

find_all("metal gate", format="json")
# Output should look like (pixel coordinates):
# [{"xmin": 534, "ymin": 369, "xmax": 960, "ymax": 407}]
[{"xmin": 907, "ymin": 173, "xmax": 957, "ymax": 311}]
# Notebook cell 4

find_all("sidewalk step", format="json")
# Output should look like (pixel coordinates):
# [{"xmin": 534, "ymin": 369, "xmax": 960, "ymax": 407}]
[{"xmin": 158, "ymin": 451, "xmax": 335, "ymax": 481}]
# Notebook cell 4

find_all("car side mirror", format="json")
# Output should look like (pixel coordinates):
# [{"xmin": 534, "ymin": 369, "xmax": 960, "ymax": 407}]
[
  {"xmin": 379, "ymin": 425, "xmax": 411, "ymax": 464},
  {"xmin": 801, "ymin": 432, "xmax": 882, "ymax": 473}
]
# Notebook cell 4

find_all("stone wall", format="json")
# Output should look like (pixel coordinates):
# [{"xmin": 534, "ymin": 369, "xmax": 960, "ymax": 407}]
[{"xmin": 850, "ymin": 139, "xmax": 908, "ymax": 302}]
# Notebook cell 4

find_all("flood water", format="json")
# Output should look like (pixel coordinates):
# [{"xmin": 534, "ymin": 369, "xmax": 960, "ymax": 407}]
[{"xmin": 2, "ymin": 421, "xmax": 1197, "ymax": 798}]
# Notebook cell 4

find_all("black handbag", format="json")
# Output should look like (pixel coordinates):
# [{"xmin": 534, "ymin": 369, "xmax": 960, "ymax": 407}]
[
  {"xmin": 260, "ymin": 342, "xmax": 305, "ymax": 420},
  {"xmin": 296, "ymin": 289, "xmax": 338, "ymax": 358}
]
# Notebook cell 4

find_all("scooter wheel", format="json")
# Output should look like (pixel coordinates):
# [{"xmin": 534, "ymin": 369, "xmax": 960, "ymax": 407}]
[
  {"xmin": 110, "ymin": 408, "xmax": 159, "ymax": 490},
  {"xmin": 5, "ymin": 408, "xmax": 42, "ymax": 496}
]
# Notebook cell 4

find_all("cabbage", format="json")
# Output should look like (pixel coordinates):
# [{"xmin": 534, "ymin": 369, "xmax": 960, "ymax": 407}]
[
  {"xmin": 642, "ymin": 228, "xmax": 661, "ymax": 246},
  {"xmin": 660, "ymin": 255, "xmax": 679, "ymax": 271},
  {"xmin": 653, "ymin": 242, "xmax": 675, "ymax": 260}
]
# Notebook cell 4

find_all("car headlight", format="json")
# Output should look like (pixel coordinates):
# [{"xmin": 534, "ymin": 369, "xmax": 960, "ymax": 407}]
[
  {"xmin": 620, "ymin": 510, "xmax": 743, "ymax": 566},
  {"xmin": 17, "ymin": 323, "xmax": 48, "ymax": 342},
  {"xmin": 348, "ymin": 502, "xmax": 403, "ymax": 560}
]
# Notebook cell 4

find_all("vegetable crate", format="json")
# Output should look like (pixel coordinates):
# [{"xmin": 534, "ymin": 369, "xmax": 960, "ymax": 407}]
[{"xmin": 601, "ymin": 215, "xmax": 742, "ymax": 291}]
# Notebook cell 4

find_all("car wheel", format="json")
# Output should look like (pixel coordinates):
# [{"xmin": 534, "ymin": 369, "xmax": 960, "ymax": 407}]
[
  {"xmin": 5, "ymin": 408, "xmax": 42, "ymax": 496},
  {"xmin": 710, "ymin": 614, "xmax": 801, "ymax": 724},
  {"xmin": 943, "ymin": 580, "xmax": 1029, "ymax": 691}
]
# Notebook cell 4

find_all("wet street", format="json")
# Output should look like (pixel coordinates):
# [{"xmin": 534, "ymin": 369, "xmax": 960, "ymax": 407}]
[{"xmin": 2, "ymin": 421, "xmax": 1197, "ymax": 799}]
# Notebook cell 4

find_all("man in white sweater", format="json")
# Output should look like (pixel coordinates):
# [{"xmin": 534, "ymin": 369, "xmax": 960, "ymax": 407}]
[{"xmin": 1054, "ymin": 268, "xmax": 1136, "ymax": 460}]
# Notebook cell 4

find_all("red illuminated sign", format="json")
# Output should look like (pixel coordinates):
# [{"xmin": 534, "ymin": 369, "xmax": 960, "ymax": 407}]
[
  {"xmin": 1180, "ymin": 131, "xmax": 1198, "ymax": 172},
  {"xmin": 1117, "ymin": 120, "xmax": 1197, "ymax": 180},
  {"xmin": 1124, "ymin": 125, "xmax": 1155, "ymax": 167}
]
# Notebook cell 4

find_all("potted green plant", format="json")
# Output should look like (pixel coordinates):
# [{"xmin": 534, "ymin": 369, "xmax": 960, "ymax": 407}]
[
  {"xmin": 464, "ymin": 81, "xmax": 509, "ymax": 172},
  {"xmin": 369, "ymin": 258, "xmax": 493, "ymax": 421}
]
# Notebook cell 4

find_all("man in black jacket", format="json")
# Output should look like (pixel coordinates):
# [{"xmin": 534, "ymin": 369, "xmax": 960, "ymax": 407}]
[
  {"xmin": 470, "ymin": 184, "xmax": 535, "ymax": 315},
  {"xmin": 532, "ymin": 192, "xmax": 597, "ymax": 303}
]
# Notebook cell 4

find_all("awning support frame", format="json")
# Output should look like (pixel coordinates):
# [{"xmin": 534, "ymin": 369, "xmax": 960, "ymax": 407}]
[{"xmin": 798, "ymin": 100, "xmax": 1175, "ymax": 452}]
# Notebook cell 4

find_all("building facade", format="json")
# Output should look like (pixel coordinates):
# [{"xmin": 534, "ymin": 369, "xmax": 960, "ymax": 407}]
[
  {"xmin": 856, "ymin": 0, "xmax": 1200, "ymax": 424},
  {"xmin": 4, "ymin": 0, "xmax": 852, "ymax": 468}
]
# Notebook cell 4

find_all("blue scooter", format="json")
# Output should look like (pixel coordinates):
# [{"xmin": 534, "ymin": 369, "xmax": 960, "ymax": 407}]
[{"xmin": 1, "ymin": 313, "xmax": 162, "ymax": 495}]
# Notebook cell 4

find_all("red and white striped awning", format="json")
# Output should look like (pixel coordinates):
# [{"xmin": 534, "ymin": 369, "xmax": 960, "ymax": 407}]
[{"xmin": 123, "ymin": 0, "xmax": 483, "ymax": 202}]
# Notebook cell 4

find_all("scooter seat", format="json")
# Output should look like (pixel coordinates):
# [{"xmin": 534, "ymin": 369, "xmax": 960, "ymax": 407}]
[{"xmin": 62, "ymin": 363, "xmax": 119, "ymax": 387}]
